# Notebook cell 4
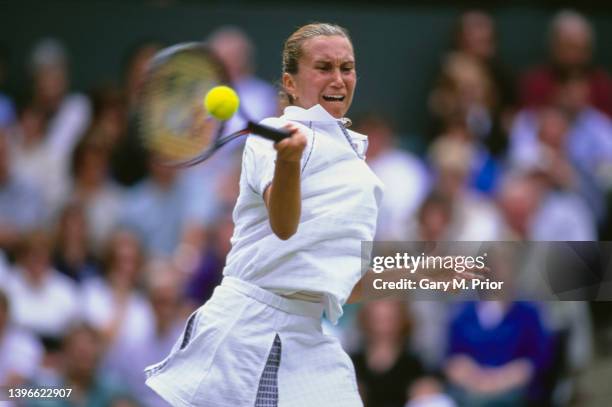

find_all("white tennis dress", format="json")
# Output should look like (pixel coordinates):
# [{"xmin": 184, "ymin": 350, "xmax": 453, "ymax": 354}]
[{"xmin": 145, "ymin": 104, "xmax": 384, "ymax": 406}]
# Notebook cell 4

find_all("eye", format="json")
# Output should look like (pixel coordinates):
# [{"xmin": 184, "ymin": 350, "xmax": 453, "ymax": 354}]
[
  {"xmin": 316, "ymin": 64, "xmax": 332, "ymax": 71},
  {"xmin": 341, "ymin": 64, "xmax": 355, "ymax": 73}
]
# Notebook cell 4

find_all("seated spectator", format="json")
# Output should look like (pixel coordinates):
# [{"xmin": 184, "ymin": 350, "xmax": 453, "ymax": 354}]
[
  {"xmin": 511, "ymin": 77, "xmax": 612, "ymax": 222},
  {"xmin": 114, "ymin": 260, "xmax": 186, "ymax": 407},
  {"xmin": 8, "ymin": 101, "xmax": 68, "ymax": 223},
  {"xmin": 429, "ymin": 19, "xmax": 508, "ymax": 193},
  {"xmin": 453, "ymin": 10, "xmax": 516, "ymax": 107},
  {"xmin": 413, "ymin": 192, "xmax": 453, "ymax": 241},
  {"xmin": 27, "ymin": 323, "xmax": 132, "ymax": 407},
  {"xmin": 81, "ymin": 229, "xmax": 155, "ymax": 375},
  {"xmin": 520, "ymin": 10, "xmax": 612, "ymax": 116},
  {"xmin": 354, "ymin": 113, "xmax": 430, "ymax": 240},
  {"xmin": 86, "ymin": 84, "xmax": 128, "ymax": 150},
  {"xmin": 435, "ymin": 10, "xmax": 517, "ymax": 155},
  {"xmin": 444, "ymin": 301, "xmax": 551, "ymax": 406},
  {"xmin": 52, "ymin": 201, "xmax": 100, "ymax": 283},
  {"xmin": 70, "ymin": 135, "xmax": 125, "ymax": 254},
  {"xmin": 0, "ymin": 129, "xmax": 45, "ymax": 251},
  {"xmin": 3, "ymin": 231, "xmax": 80, "ymax": 340},
  {"xmin": 428, "ymin": 53, "xmax": 497, "ymax": 147},
  {"xmin": 120, "ymin": 153, "xmax": 211, "ymax": 270},
  {"xmin": 207, "ymin": 26, "xmax": 278, "ymax": 139},
  {"xmin": 404, "ymin": 194, "xmax": 455, "ymax": 371},
  {"xmin": 0, "ymin": 289, "xmax": 44, "ymax": 387},
  {"xmin": 427, "ymin": 137, "xmax": 504, "ymax": 240},
  {"xmin": 27, "ymin": 38, "xmax": 91, "ymax": 166},
  {"xmin": 351, "ymin": 300, "xmax": 429, "ymax": 407},
  {"xmin": 497, "ymin": 168, "xmax": 596, "ymax": 241},
  {"xmin": 497, "ymin": 173, "xmax": 542, "ymax": 240}
]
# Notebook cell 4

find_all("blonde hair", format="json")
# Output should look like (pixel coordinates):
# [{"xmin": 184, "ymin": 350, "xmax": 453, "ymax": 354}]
[{"xmin": 281, "ymin": 22, "xmax": 352, "ymax": 105}]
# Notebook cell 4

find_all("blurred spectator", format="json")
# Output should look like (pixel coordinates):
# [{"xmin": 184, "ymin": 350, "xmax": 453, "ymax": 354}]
[
  {"xmin": 27, "ymin": 323, "xmax": 132, "ymax": 407},
  {"xmin": 70, "ymin": 134, "xmax": 125, "ymax": 253},
  {"xmin": 0, "ymin": 289, "xmax": 44, "ymax": 387},
  {"xmin": 428, "ymin": 9, "xmax": 516, "ymax": 177},
  {"xmin": 497, "ymin": 174, "xmax": 595, "ymax": 403},
  {"xmin": 9, "ymin": 101, "xmax": 70, "ymax": 222},
  {"xmin": 28, "ymin": 37, "xmax": 91, "ymax": 168},
  {"xmin": 428, "ymin": 42, "xmax": 506, "ymax": 194},
  {"xmin": 428, "ymin": 137, "xmax": 504, "ymax": 240},
  {"xmin": 87, "ymin": 84, "xmax": 128, "ymax": 149},
  {"xmin": 454, "ymin": 11, "xmax": 516, "ymax": 106},
  {"xmin": 52, "ymin": 201, "xmax": 100, "ymax": 283},
  {"xmin": 115, "ymin": 260, "xmax": 186, "ymax": 407},
  {"xmin": 208, "ymin": 26, "xmax": 278, "ymax": 136},
  {"xmin": 520, "ymin": 10, "xmax": 612, "ymax": 116},
  {"xmin": 510, "ymin": 77, "xmax": 612, "ymax": 222},
  {"xmin": 413, "ymin": 192, "xmax": 453, "ymax": 241},
  {"xmin": 354, "ymin": 113, "xmax": 430, "ymax": 240},
  {"xmin": 497, "ymin": 169, "xmax": 596, "ymax": 241},
  {"xmin": 444, "ymin": 301, "xmax": 550, "ymax": 406},
  {"xmin": 120, "ymin": 154, "xmax": 211, "ymax": 269},
  {"xmin": 405, "ymin": 194, "xmax": 455, "ymax": 370},
  {"xmin": 81, "ymin": 230, "xmax": 154, "ymax": 375},
  {"xmin": 110, "ymin": 41, "xmax": 162, "ymax": 187},
  {"xmin": 443, "ymin": 123, "xmax": 502, "ymax": 195},
  {"xmin": 515, "ymin": 105, "xmax": 601, "ymax": 240},
  {"xmin": 351, "ymin": 300, "xmax": 427, "ymax": 407},
  {"xmin": 3, "ymin": 231, "xmax": 80, "ymax": 340},
  {"xmin": 429, "ymin": 53, "xmax": 496, "ymax": 145},
  {"xmin": 0, "ymin": 129, "xmax": 45, "ymax": 250},
  {"xmin": 497, "ymin": 173, "xmax": 542, "ymax": 240},
  {"xmin": 444, "ymin": 10, "xmax": 517, "ymax": 155},
  {"xmin": 556, "ymin": 74, "xmax": 612, "ymax": 188}
]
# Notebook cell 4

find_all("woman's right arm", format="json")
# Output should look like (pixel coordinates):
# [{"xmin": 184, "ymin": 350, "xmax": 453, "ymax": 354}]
[{"xmin": 263, "ymin": 124, "xmax": 308, "ymax": 240}]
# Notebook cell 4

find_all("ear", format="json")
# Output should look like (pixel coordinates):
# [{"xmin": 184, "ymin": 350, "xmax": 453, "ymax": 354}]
[{"xmin": 282, "ymin": 72, "xmax": 296, "ymax": 98}]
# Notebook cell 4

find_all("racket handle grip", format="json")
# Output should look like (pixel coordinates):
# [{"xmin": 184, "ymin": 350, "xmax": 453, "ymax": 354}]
[{"xmin": 247, "ymin": 121, "xmax": 292, "ymax": 143}]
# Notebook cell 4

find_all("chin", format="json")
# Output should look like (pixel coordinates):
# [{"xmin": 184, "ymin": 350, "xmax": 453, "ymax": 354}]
[{"xmin": 322, "ymin": 103, "xmax": 346, "ymax": 119}]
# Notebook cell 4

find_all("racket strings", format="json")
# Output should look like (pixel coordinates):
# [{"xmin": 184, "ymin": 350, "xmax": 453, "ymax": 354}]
[{"xmin": 141, "ymin": 51, "xmax": 223, "ymax": 161}]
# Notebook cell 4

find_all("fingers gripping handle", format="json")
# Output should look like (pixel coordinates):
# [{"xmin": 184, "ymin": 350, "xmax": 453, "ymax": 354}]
[{"xmin": 247, "ymin": 122, "xmax": 293, "ymax": 143}]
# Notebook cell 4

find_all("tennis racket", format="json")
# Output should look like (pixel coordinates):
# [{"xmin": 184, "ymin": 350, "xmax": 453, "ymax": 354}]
[{"xmin": 139, "ymin": 42, "xmax": 291, "ymax": 167}]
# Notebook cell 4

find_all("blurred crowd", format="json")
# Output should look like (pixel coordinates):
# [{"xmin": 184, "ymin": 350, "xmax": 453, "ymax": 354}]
[{"xmin": 0, "ymin": 9, "xmax": 611, "ymax": 407}]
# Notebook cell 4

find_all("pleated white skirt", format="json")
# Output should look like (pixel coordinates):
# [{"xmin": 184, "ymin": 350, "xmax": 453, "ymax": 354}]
[{"xmin": 145, "ymin": 277, "xmax": 363, "ymax": 407}]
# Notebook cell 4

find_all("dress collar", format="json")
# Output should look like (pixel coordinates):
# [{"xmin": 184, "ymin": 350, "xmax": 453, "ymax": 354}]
[{"xmin": 282, "ymin": 104, "xmax": 343, "ymax": 123}]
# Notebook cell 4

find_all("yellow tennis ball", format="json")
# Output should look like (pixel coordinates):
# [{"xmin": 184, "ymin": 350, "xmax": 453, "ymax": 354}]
[{"xmin": 204, "ymin": 85, "xmax": 240, "ymax": 121}]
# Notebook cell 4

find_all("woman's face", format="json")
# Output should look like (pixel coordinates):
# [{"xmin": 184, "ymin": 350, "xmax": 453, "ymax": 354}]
[{"xmin": 283, "ymin": 35, "xmax": 356, "ymax": 119}]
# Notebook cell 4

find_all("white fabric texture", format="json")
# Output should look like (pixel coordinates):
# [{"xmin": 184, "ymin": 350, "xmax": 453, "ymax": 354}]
[
  {"xmin": 145, "ymin": 277, "xmax": 363, "ymax": 407},
  {"xmin": 223, "ymin": 104, "xmax": 384, "ymax": 323}
]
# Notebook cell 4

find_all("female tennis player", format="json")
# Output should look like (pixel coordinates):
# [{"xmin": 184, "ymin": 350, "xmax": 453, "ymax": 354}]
[{"xmin": 145, "ymin": 22, "xmax": 383, "ymax": 406}]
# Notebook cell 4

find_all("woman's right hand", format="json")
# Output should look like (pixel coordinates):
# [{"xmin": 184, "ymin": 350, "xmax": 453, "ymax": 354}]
[{"xmin": 273, "ymin": 123, "xmax": 308, "ymax": 162}]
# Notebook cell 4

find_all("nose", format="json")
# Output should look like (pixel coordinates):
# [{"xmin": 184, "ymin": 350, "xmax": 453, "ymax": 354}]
[{"xmin": 330, "ymin": 68, "xmax": 343, "ymax": 87}]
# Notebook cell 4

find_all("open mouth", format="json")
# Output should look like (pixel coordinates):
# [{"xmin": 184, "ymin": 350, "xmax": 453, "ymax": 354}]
[{"xmin": 322, "ymin": 95, "xmax": 345, "ymax": 102}]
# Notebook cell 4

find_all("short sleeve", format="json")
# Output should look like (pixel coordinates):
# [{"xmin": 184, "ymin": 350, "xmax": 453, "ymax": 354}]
[
  {"xmin": 243, "ymin": 117, "xmax": 288, "ymax": 196},
  {"xmin": 243, "ymin": 135, "xmax": 277, "ymax": 196}
]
